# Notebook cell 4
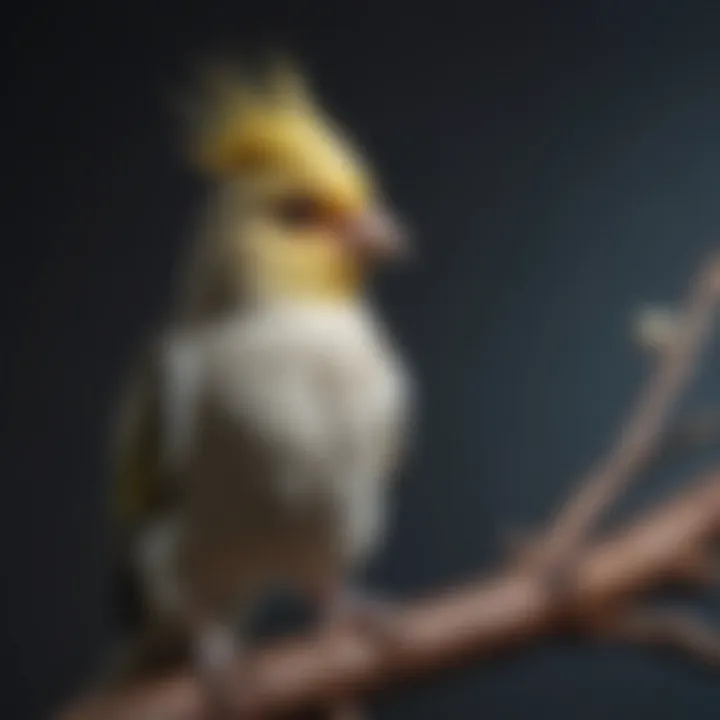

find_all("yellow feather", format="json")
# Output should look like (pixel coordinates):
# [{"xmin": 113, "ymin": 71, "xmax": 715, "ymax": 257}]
[
  {"xmin": 112, "ymin": 349, "xmax": 166, "ymax": 530},
  {"xmin": 184, "ymin": 55, "xmax": 373, "ymax": 214},
  {"xmin": 174, "ymin": 54, "xmax": 389, "ymax": 310}
]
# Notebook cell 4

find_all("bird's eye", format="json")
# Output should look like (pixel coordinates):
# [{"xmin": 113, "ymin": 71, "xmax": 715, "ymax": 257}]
[{"xmin": 274, "ymin": 195, "xmax": 324, "ymax": 227}]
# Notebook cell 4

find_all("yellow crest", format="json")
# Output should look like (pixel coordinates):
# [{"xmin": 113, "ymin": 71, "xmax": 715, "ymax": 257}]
[{"xmin": 183, "ymin": 54, "xmax": 373, "ymax": 214}]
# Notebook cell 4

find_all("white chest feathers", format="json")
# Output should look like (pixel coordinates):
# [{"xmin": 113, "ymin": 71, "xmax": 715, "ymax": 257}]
[{"xmin": 160, "ymin": 302, "xmax": 412, "ymax": 503}]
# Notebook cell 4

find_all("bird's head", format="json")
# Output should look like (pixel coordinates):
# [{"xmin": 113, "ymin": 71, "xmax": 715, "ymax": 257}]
[{"xmin": 181, "ymin": 55, "xmax": 407, "ymax": 313}]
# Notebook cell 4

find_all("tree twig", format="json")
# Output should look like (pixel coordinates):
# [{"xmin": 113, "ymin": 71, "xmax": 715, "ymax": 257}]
[
  {"xmin": 522, "ymin": 253, "xmax": 720, "ymax": 573},
  {"xmin": 597, "ymin": 607, "xmax": 720, "ymax": 666},
  {"xmin": 652, "ymin": 408, "xmax": 720, "ymax": 461},
  {"xmin": 59, "ymin": 471, "xmax": 720, "ymax": 720}
]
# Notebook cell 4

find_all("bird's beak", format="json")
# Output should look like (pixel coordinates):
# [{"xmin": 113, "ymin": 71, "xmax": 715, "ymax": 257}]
[{"xmin": 344, "ymin": 206, "xmax": 409, "ymax": 264}]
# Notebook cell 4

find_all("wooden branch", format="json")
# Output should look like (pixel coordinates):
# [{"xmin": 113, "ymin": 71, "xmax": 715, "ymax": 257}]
[
  {"xmin": 521, "ymin": 252, "xmax": 720, "ymax": 572},
  {"xmin": 60, "ymin": 470, "xmax": 720, "ymax": 720},
  {"xmin": 599, "ymin": 607, "xmax": 720, "ymax": 665}
]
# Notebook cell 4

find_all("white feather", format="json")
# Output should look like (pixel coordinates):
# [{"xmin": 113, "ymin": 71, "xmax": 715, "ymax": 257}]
[{"xmin": 135, "ymin": 299, "xmax": 412, "ymax": 623}]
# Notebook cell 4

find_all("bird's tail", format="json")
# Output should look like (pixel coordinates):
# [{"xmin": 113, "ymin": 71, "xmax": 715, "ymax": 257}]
[
  {"xmin": 100, "ymin": 627, "xmax": 191, "ymax": 690},
  {"xmin": 96, "ymin": 555, "xmax": 191, "ymax": 690}
]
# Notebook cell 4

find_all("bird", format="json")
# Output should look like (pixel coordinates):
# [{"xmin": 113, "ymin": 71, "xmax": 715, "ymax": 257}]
[{"xmin": 106, "ymin": 53, "xmax": 415, "ymax": 716}]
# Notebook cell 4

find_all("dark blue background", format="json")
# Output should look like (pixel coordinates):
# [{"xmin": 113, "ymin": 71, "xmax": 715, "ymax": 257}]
[{"xmin": 5, "ymin": 2, "xmax": 720, "ymax": 718}]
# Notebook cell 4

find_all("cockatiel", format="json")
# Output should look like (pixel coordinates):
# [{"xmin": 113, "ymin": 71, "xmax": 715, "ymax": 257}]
[{"xmin": 108, "ymin": 56, "xmax": 414, "ymax": 712}]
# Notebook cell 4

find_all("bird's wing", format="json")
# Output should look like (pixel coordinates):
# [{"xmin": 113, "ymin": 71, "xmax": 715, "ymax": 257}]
[
  {"xmin": 362, "ymin": 316, "xmax": 415, "ymax": 485},
  {"xmin": 110, "ymin": 343, "xmax": 173, "ymax": 538}
]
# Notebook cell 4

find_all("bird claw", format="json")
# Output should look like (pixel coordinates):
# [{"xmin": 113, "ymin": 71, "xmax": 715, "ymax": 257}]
[
  {"xmin": 194, "ymin": 625, "xmax": 252, "ymax": 719},
  {"xmin": 201, "ymin": 667, "xmax": 254, "ymax": 720}
]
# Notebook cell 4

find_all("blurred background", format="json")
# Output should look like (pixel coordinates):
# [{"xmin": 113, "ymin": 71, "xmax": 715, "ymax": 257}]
[{"xmin": 5, "ymin": 1, "xmax": 720, "ymax": 718}]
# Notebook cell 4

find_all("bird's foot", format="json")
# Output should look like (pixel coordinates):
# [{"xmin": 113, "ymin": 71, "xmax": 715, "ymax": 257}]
[
  {"xmin": 194, "ymin": 624, "xmax": 252, "ymax": 719},
  {"xmin": 315, "ymin": 585, "xmax": 399, "ymax": 720}
]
